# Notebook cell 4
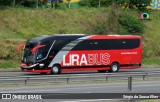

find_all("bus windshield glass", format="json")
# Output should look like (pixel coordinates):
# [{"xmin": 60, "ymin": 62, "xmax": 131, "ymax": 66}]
[{"xmin": 22, "ymin": 42, "xmax": 37, "ymax": 65}]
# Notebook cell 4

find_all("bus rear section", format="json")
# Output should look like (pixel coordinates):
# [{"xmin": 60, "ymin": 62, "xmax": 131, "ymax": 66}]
[{"xmin": 21, "ymin": 34, "xmax": 142, "ymax": 74}]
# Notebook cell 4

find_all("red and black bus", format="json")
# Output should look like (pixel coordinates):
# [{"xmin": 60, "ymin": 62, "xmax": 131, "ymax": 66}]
[{"xmin": 21, "ymin": 34, "xmax": 142, "ymax": 74}]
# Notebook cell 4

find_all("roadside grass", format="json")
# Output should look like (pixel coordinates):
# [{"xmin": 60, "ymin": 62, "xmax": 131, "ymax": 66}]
[
  {"xmin": 0, "ymin": 60, "xmax": 20, "ymax": 69},
  {"xmin": 0, "ymin": 7, "xmax": 110, "ymax": 39},
  {"xmin": 0, "ymin": 7, "xmax": 160, "ymax": 69},
  {"xmin": 0, "ymin": 39, "xmax": 24, "ymax": 70},
  {"xmin": 143, "ymin": 57, "xmax": 160, "ymax": 65},
  {"xmin": 142, "ymin": 10, "xmax": 160, "ymax": 58}
]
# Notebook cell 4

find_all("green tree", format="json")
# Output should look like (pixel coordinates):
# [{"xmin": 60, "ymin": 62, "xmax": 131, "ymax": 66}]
[
  {"xmin": 51, "ymin": 0, "xmax": 63, "ymax": 9},
  {"xmin": 79, "ymin": 0, "xmax": 112, "ymax": 7},
  {"xmin": 79, "ymin": 0, "xmax": 152, "ymax": 10},
  {"xmin": 118, "ymin": 12, "xmax": 144, "ymax": 34},
  {"xmin": 130, "ymin": 0, "xmax": 152, "ymax": 10},
  {"xmin": 111, "ymin": 0, "xmax": 152, "ymax": 10},
  {"xmin": 0, "ymin": 0, "xmax": 14, "ymax": 6}
]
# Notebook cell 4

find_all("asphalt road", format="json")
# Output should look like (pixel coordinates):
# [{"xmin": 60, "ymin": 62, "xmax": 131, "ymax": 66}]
[
  {"xmin": 0, "ymin": 67, "xmax": 160, "ymax": 102},
  {"xmin": 0, "ymin": 81, "xmax": 160, "ymax": 102},
  {"xmin": 0, "ymin": 81, "xmax": 160, "ymax": 93},
  {"xmin": 0, "ymin": 67, "xmax": 160, "ymax": 85}
]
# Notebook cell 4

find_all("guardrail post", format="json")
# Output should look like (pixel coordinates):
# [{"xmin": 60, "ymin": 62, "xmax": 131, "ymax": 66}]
[
  {"xmin": 143, "ymin": 73, "xmax": 147, "ymax": 81},
  {"xmin": 25, "ymin": 80, "xmax": 27, "ymax": 86},
  {"xmin": 128, "ymin": 76, "xmax": 132, "ymax": 91},
  {"xmin": 24, "ymin": 77, "xmax": 29, "ymax": 86},
  {"xmin": 143, "ymin": 75, "xmax": 145, "ymax": 81},
  {"xmin": 106, "ymin": 76, "xmax": 108, "ymax": 82},
  {"xmin": 67, "ymin": 78, "xmax": 69, "ymax": 84}
]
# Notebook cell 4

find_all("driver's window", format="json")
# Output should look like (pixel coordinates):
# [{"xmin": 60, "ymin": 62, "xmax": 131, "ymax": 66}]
[{"xmin": 36, "ymin": 48, "xmax": 46, "ymax": 60}]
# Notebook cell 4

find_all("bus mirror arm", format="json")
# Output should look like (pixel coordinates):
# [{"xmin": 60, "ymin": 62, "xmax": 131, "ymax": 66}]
[{"xmin": 17, "ymin": 44, "xmax": 24, "ymax": 53}]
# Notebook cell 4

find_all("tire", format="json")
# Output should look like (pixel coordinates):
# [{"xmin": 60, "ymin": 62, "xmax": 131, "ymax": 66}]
[
  {"xmin": 98, "ymin": 70, "xmax": 106, "ymax": 73},
  {"xmin": 51, "ymin": 65, "xmax": 61, "ymax": 74},
  {"xmin": 108, "ymin": 63, "xmax": 119, "ymax": 73}
]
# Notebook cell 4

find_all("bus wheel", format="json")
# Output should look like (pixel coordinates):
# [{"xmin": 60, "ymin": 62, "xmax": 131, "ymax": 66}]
[
  {"xmin": 98, "ymin": 70, "xmax": 106, "ymax": 73},
  {"xmin": 108, "ymin": 63, "xmax": 119, "ymax": 73},
  {"xmin": 51, "ymin": 65, "xmax": 61, "ymax": 74}
]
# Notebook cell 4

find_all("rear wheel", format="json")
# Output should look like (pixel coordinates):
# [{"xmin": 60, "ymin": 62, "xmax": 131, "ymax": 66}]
[
  {"xmin": 50, "ymin": 65, "xmax": 61, "ymax": 75},
  {"xmin": 108, "ymin": 63, "xmax": 119, "ymax": 73}
]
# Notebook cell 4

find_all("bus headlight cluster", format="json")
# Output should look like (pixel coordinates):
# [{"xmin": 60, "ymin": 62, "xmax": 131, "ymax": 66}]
[{"xmin": 39, "ymin": 64, "xmax": 44, "ymax": 68}]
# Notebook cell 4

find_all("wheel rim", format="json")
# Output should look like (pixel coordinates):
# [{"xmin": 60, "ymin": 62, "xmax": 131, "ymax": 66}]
[
  {"xmin": 52, "ymin": 66, "xmax": 59, "ymax": 73},
  {"xmin": 112, "ymin": 65, "xmax": 118, "ymax": 72}
]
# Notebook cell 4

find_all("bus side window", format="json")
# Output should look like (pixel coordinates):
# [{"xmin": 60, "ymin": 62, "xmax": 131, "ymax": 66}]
[{"xmin": 37, "ymin": 49, "xmax": 44, "ymax": 60}]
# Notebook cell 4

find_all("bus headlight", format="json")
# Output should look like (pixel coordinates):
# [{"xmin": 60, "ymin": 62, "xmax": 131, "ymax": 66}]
[{"xmin": 39, "ymin": 64, "xmax": 44, "ymax": 68}]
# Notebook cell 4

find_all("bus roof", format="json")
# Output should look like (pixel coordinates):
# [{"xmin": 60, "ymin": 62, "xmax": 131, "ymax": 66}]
[
  {"xmin": 88, "ymin": 35, "xmax": 141, "ymax": 40},
  {"xmin": 27, "ymin": 34, "xmax": 87, "ymax": 44},
  {"xmin": 27, "ymin": 34, "xmax": 141, "ymax": 44}
]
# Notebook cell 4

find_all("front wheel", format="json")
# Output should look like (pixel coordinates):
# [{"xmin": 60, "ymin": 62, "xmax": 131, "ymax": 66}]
[
  {"xmin": 51, "ymin": 65, "xmax": 61, "ymax": 75},
  {"xmin": 108, "ymin": 63, "xmax": 119, "ymax": 73}
]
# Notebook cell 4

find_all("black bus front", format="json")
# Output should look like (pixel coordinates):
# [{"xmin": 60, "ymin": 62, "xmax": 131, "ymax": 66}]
[{"xmin": 21, "ymin": 39, "xmax": 54, "ymax": 73}]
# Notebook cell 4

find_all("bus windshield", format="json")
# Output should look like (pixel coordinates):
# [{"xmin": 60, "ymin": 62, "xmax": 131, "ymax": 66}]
[
  {"xmin": 22, "ymin": 42, "xmax": 37, "ymax": 65},
  {"xmin": 22, "ymin": 40, "xmax": 53, "ymax": 65}
]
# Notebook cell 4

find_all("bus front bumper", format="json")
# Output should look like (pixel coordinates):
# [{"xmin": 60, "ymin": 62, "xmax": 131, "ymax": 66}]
[{"xmin": 21, "ymin": 63, "xmax": 50, "ymax": 73}]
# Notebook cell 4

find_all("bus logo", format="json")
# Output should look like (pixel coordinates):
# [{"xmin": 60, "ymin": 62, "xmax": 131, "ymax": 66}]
[{"xmin": 63, "ymin": 53, "xmax": 110, "ymax": 66}]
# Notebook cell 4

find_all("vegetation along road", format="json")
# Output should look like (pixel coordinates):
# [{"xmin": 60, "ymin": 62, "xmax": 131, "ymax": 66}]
[{"xmin": 0, "ymin": 0, "xmax": 160, "ymax": 102}]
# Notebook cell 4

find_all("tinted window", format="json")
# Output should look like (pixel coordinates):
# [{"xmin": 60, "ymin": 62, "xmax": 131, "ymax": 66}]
[
  {"xmin": 49, "ymin": 39, "xmax": 73, "ymax": 56},
  {"xmin": 72, "ymin": 39, "xmax": 140, "ymax": 50},
  {"xmin": 53, "ymin": 39, "xmax": 73, "ymax": 51}
]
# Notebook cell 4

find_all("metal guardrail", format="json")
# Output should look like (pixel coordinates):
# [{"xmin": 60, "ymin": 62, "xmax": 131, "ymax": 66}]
[{"xmin": 0, "ymin": 71, "xmax": 160, "ymax": 91}]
